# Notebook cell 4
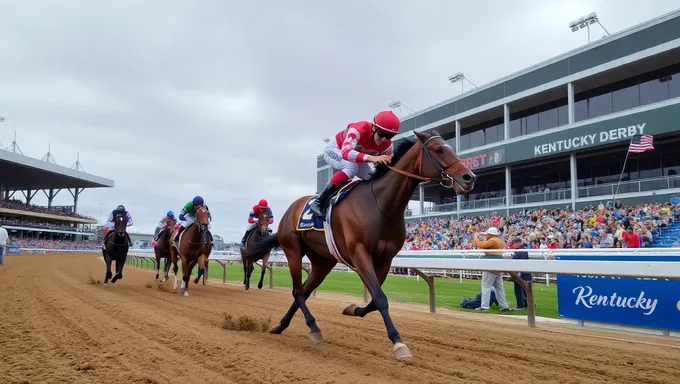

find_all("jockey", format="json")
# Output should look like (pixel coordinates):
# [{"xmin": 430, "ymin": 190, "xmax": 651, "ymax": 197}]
[
  {"xmin": 175, "ymin": 196, "xmax": 213, "ymax": 243},
  {"xmin": 152, "ymin": 210, "xmax": 176, "ymax": 247},
  {"xmin": 102, "ymin": 205, "xmax": 133, "ymax": 248},
  {"xmin": 240, "ymin": 199, "xmax": 274, "ymax": 247},
  {"xmin": 309, "ymin": 110, "xmax": 399, "ymax": 218}
]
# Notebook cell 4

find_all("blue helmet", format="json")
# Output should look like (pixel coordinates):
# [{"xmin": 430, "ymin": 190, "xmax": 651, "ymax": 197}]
[
  {"xmin": 193, "ymin": 196, "xmax": 204, "ymax": 205},
  {"xmin": 167, "ymin": 210, "xmax": 174, "ymax": 217}
]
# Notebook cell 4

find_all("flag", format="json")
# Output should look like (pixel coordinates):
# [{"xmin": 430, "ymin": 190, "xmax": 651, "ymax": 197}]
[{"xmin": 628, "ymin": 133, "xmax": 654, "ymax": 154}]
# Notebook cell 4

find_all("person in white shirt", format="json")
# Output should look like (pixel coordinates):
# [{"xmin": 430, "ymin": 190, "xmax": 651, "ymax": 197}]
[{"xmin": 0, "ymin": 222, "xmax": 9, "ymax": 265}]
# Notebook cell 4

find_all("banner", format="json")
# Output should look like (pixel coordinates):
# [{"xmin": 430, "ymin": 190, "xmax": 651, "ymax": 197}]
[
  {"xmin": 556, "ymin": 254, "xmax": 680, "ymax": 331},
  {"xmin": 7, "ymin": 245, "xmax": 21, "ymax": 255}
]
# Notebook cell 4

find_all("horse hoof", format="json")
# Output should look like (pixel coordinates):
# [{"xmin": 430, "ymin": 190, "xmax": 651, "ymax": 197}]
[
  {"xmin": 269, "ymin": 324, "xmax": 283, "ymax": 334},
  {"xmin": 393, "ymin": 342, "xmax": 412, "ymax": 361},
  {"xmin": 183, "ymin": 291, "xmax": 189, "ymax": 297},
  {"xmin": 309, "ymin": 331, "xmax": 323, "ymax": 345},
  {"xmin": 194, "ymin": 278, "xmax": 199, "ymax": 284},
  {"xmin": 257, "ymin": 282, "xmax": 263, "ymax": 289},
  {"xmin": 104, "ymin": 282, "xmax": 109, "ymax": 288},
  {"xmin": 342, "ymin": 304, "xmax": 358, "ymax": 316}
]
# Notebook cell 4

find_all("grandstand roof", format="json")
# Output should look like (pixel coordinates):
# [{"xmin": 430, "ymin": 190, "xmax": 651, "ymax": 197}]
[{"xmin": 0, "ymin": 149, "xmax": 115, "ymax": 190}]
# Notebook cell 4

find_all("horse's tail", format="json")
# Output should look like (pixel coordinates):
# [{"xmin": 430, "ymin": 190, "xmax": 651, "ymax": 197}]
[{"xmin": 243, "ymin": 233, "xmax": 280, "ymax": 261}]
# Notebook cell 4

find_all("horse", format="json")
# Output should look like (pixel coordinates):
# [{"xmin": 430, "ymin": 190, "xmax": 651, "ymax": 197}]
[
  {"xmin": 153, "ymin": 219, "xmax": 175, "ymax": 282},
  {"xmin": 243, "ymin": 130, "xmax": 476, "ymax": 360},
  {"xmin": 102, "ymin": 213, "xmax": 130, "ymax": 286},
  {"xmin": 240, "ymin": 207, "xmax": 272, "ymax": 291},
  {"xmin": 168, "ymin": 207, "xmax": 213, "ymax": 296}
]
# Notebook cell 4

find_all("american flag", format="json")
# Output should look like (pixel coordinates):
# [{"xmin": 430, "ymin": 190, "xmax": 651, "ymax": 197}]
[{"xmin": 628, "ymin": 133, "xmax": 654, "ymax": 154}]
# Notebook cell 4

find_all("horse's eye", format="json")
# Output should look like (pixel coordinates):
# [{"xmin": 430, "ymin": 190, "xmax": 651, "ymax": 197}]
[{"xmin": 436, "ymin": 148, "xmax": 445, "ymax": 155}]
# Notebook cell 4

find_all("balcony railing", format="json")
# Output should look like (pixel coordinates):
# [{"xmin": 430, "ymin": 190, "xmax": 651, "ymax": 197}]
[
  {"xmin": 578, "ymin": 175, "xmax": 680, "ymax": 198},
  {"xmin": 422, "ymin": 175, "xmax": 680, "ymax": 215}
]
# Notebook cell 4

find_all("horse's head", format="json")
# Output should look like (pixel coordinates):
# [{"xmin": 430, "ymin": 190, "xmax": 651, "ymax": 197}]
[
  {"xmin": 195, "ymin": 206, "xmax": 210, "ymax": 232},
  {"xmin": 114, "ymin": 213, "xmax": 127, "ymax": 236},
  {"xmin": 414, "ymin": 130, "xmax": 476, "ymax": 194},
  {"xmin": 257, "ymin": 208, "xmax": 269, "ymax": 235}
]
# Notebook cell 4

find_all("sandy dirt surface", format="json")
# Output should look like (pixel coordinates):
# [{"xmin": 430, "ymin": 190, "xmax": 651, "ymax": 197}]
[{"xmin": 1, "ymin": 253, "xmax": 679, "ymax": 384}]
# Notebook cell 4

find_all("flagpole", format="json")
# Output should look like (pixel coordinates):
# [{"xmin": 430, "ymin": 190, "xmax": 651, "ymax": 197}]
[{"xmin": 613, "ymin": 136, "xmax": 634, "ymax": 201}]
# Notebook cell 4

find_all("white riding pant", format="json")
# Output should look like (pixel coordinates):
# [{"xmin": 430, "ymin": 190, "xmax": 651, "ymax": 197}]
[
  {"xmin": 323, "ymin": 142, "xmax": 374, "ymax": 180},
  {"xmin": 245, "ymin": 221, "xmax": 258, "ymax": 231},
  {"xmin": 181, "ymin": 215, "xmax": 194, "ymax": 228}
]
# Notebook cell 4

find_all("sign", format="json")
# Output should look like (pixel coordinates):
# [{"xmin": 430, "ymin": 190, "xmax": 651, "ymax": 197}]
[
  {"xmin": 463, "ymin": 101, "xmax": 680, "ymax": 164},
  {"xmin": 7, "ymin": 245, "xmax": 21, "ymax": 255},
  {"xmin": 461, "ymin": 148, "xmax": 506, "ymax": 170},
  {"xmin": 534, "ymin": 123, "xmax": 645, "ymax": 156},
  {"xmin": 556, "ymin": 254, "xmax": 680, "ymax": 331}
]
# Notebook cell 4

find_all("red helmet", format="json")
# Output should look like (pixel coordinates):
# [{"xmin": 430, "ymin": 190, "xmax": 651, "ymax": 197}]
[
  {"xmin": 373, "ymin": 110, "xmax": 400, "ymax": 135},
  {"xmin": 258, "ymin": 199, "xmax": 268, "ymax": 209}
]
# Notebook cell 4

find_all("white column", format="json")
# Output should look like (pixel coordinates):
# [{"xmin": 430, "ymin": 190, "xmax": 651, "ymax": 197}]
[
  {"xmin": 419, "ymin": 183, "xmax": 425, "ymax": 215},
  {"xmin": 455, "ymin": 120, "xmax": 461, "ymax": 154},
  {"xmin": 567, "ymin": 82, "xmax": 575, "ymax": 124},
  {"xmin": 505, "ymin": 166, "xmax": 511, "ymax": 207},
  {"xmin": 570, "ymin": 153, "xmax": 577, "ymax": 210},
  {"xmin": 503, "ymin": 104, "xmax": 510, "ymax": 140}
]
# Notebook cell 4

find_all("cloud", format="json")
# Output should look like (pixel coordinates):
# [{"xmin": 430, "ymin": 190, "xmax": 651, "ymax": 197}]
[{"xmin": 1, "ymin": 0, "xmax": 679, "ymax": 241}]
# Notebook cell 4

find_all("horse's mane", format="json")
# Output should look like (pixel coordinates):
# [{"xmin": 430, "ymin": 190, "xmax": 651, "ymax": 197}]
[{"xmin": 373, "ymin": 135, "xmax": 418, "ymax": 180}]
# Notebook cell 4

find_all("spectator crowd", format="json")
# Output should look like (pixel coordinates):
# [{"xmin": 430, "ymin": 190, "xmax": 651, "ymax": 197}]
[
  {"xmin": 0, "ymin": 198, "xmax": 95, "ymax": 220},
  {"xmin": 7, "ymin": 237, "xmax": 99, "ymax": 250},
  {"xmin": 403, "ymin": 201, "xmax": 680, "ymax": 250}
]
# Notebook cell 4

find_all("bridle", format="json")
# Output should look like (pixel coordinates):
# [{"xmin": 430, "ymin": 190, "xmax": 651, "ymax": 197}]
[{"xmin": 384, "ymin": 135, "xmax": 463, "ymax": 189}]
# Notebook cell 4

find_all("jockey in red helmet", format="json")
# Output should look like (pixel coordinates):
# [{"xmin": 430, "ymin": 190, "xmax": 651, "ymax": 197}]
[
  {"xmin": 309, "ymin": 110, "xmax": 400, "ymax": 218},
  {"xmin": 241, "ymin": 198, "xmax": 274, "ymax": 247}
]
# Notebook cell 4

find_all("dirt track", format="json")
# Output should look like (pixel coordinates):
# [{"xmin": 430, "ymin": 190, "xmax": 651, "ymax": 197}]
[{"xmin": 1, "ymin": 254, "xmax": 679, "ymax": 384}]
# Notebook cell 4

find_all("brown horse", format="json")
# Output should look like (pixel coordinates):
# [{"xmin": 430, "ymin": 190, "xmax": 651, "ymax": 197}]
[
  {"xmin": 169, "ymin": 207, "xmax": 213, "ymax": 296},
  {"xmin": 153, "ymin": 219, "xmax": 176, "ymax": 282},
  {"xmin": 240, "ymin": 207, "xmax": 272, "ymax": 291},
  {"xmin": 243, "ymin": 130, "xmax": 476, "ymax": 360},
  {"xmin": 102, "ymin": 212, "xmax": 130, "ymax": 287}
]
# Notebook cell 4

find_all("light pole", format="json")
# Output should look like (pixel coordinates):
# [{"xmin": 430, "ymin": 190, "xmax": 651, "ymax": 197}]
[
  {"xmin": 569, "ymin": 12, "xmax": 610, "ymax": 44},
  {"xmin": 388, "ymin": 100, "xmax": 416, "ymax": 118},
  {"xmin": 448, "ymin": 72, "xmax": 477, "ymax": 95}
]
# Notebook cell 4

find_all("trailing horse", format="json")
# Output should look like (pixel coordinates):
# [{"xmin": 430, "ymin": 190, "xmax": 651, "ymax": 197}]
[
  {"xmin": 153, "ymin": 221, "xmax": 175, "ymax": 282},
  {"xmin": 243, "ymin": 130, "xmax": 476, "ymax": 360},
  {"xmin": 240, "ymin": 207, "xmax": 272, "ymax": 291},
  {"xmin": 102, "ymin": 213, "xmax": 130, "ymax": 286},
  {"xmin": 169, "ymin": 207, "xmax": 213, "ymax": 296}
]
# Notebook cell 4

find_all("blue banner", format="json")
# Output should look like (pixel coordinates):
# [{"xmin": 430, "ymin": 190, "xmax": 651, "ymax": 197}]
[
  {"xmin": 7, "ymin": 245, "xmax": 21, "ymax": 255},
  {"xmin": 556, "ymin": 254, "xmax": 680, "ymax": 331}
]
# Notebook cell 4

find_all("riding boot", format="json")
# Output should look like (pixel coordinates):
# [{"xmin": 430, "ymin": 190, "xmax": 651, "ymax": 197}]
[
  {"xmin": 241, "ymin": 228, "xmax": 253, "ymax": 248},
  {"xmin": 125, "ymin": 232, "xmax": 132, "ymax": 247},
  {"xmin": 310, "ymin": 182, "xmax": 340, "ymax": 218},
  {"xmin": 175, "ymin": 226, "xmax": 185, "ymax": 243}
]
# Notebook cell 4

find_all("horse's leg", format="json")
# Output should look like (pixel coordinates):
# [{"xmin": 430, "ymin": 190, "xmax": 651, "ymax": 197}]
[
  {"xmin": 194, "ymin": 254, "xmax": 207, "ymax": 284},
  {"xmin": 343, "ymin": 259, "xmax": 392, "ymax": 318},
  {"xmin": 352, "ymin": 249, "xmax": 411, "ymax": 360},
  {"xmin": 271, "ymin": 253, "xmax": 335, "ymax": 344},
  {"xmin": 163, "ymin": 255, "xmax": 171, "ymax": 281},
  {"xmin": 103, "ymin": 252, "xmax": 113, "ymax": 286},
  {"xmin": 257, "ymin": 252, "xmax": 270, "ymax": 290},
  {"xmin": 243, "ymin": 260, "xmax": 250, "ymax": 290},
  {"xmin": 182, "ymin": 258, "xmax": 196, "ymax": 296},
  {"xmin": 155, "ymin": 253, "xmax": 161, "ymax": 281}
]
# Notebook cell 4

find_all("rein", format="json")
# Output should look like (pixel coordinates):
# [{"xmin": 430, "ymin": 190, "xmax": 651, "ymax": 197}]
[{"xmin": 370, "ymin": 134, "xmax": 465, "ymax": 219}]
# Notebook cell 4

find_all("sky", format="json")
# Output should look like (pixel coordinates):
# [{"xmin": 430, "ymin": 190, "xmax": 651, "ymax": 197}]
[{"xmin": 1, "ymin": 0, "xmax": 679, "ymax": 242}]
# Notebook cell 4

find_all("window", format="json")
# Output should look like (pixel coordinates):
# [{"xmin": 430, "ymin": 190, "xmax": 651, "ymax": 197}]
[
  {"xmin": 612, "ymin": 84, "xmax": 640, "ymax": 113},
  {"xmin": 557, "ymin": 105, "xmax": 569, "ymax": 125},
  {"xmin": 670, "ymin": 73, "xmax": 680, "ymax": 99},
  {"xmin": 469, "ymin": 129, "xmax": 485, "ymax": 148},
  {"xmin": 587, "ymin": 92, "xmax": 613, "ymax": 119},
  {"xmin": 509, "ymin": 118, "xmax": 521, "ymax": 138},
  {"xmin": 485, "ymin": 124, "xmax": 501, "ymax": 144},
  {"xmin": 538, "ymin": 108, "xmax": 558, "ymax": 131},
  {"xmin": 639, "ymin": 77, "xmax": 668, "ymax": 106},
  {"xmin": 574, "ymin": 99, "xmax": 587, "ymax": 122},
  {"xmin": 459, "ymin": 133, "xmax": 470, "ymax": 151},
  {"xmin": 525, "ymin": 114, "xmax": 538, "ymax": 135}
]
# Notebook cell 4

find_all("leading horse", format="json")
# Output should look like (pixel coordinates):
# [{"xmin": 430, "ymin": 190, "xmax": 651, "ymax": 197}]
[
  {"xmin": 102, "ymin": 213, "xmax": 130, "ymax": 286},
  {"xmin": 240, "ymin": 207, "xmax": 272, "ymax": 291},
  {"xmin": 169, "ymin": 207, "xmax": 212, "ymax": 296},
  {"xmin": 243, "ymin": 130, "xmax": 476, "ymax": 360}
]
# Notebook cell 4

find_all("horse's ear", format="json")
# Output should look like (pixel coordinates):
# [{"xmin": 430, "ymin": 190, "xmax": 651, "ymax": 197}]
[{"xmin": 414, "ymin": 130, "xmax": 428, "ymax": 142}]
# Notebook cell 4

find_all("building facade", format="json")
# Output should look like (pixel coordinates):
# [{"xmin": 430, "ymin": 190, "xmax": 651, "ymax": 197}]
[{"xmin": 316, "ymin": 9, "xmax": 680, "ymax": 219}]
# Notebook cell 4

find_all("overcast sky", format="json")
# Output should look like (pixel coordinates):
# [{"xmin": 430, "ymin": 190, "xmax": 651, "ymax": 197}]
[{"xmin": 1, "ymin": 0, "xmax": 678, "ymax": 242}]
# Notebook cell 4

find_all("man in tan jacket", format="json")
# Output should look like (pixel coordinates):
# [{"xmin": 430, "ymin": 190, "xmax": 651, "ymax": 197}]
[{"xmin": 474, "ymin": 227, "xmax": 510, "ymax": 311}]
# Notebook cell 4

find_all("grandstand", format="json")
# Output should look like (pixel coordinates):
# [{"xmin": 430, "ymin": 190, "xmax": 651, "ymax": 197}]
[
  {"xmin": 316, "ymin": 9, "xmax": 680, "ymax": 250},
  {"xmin": 0, "ymin": 138, "xmax": 114, "ymax": 250}
]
